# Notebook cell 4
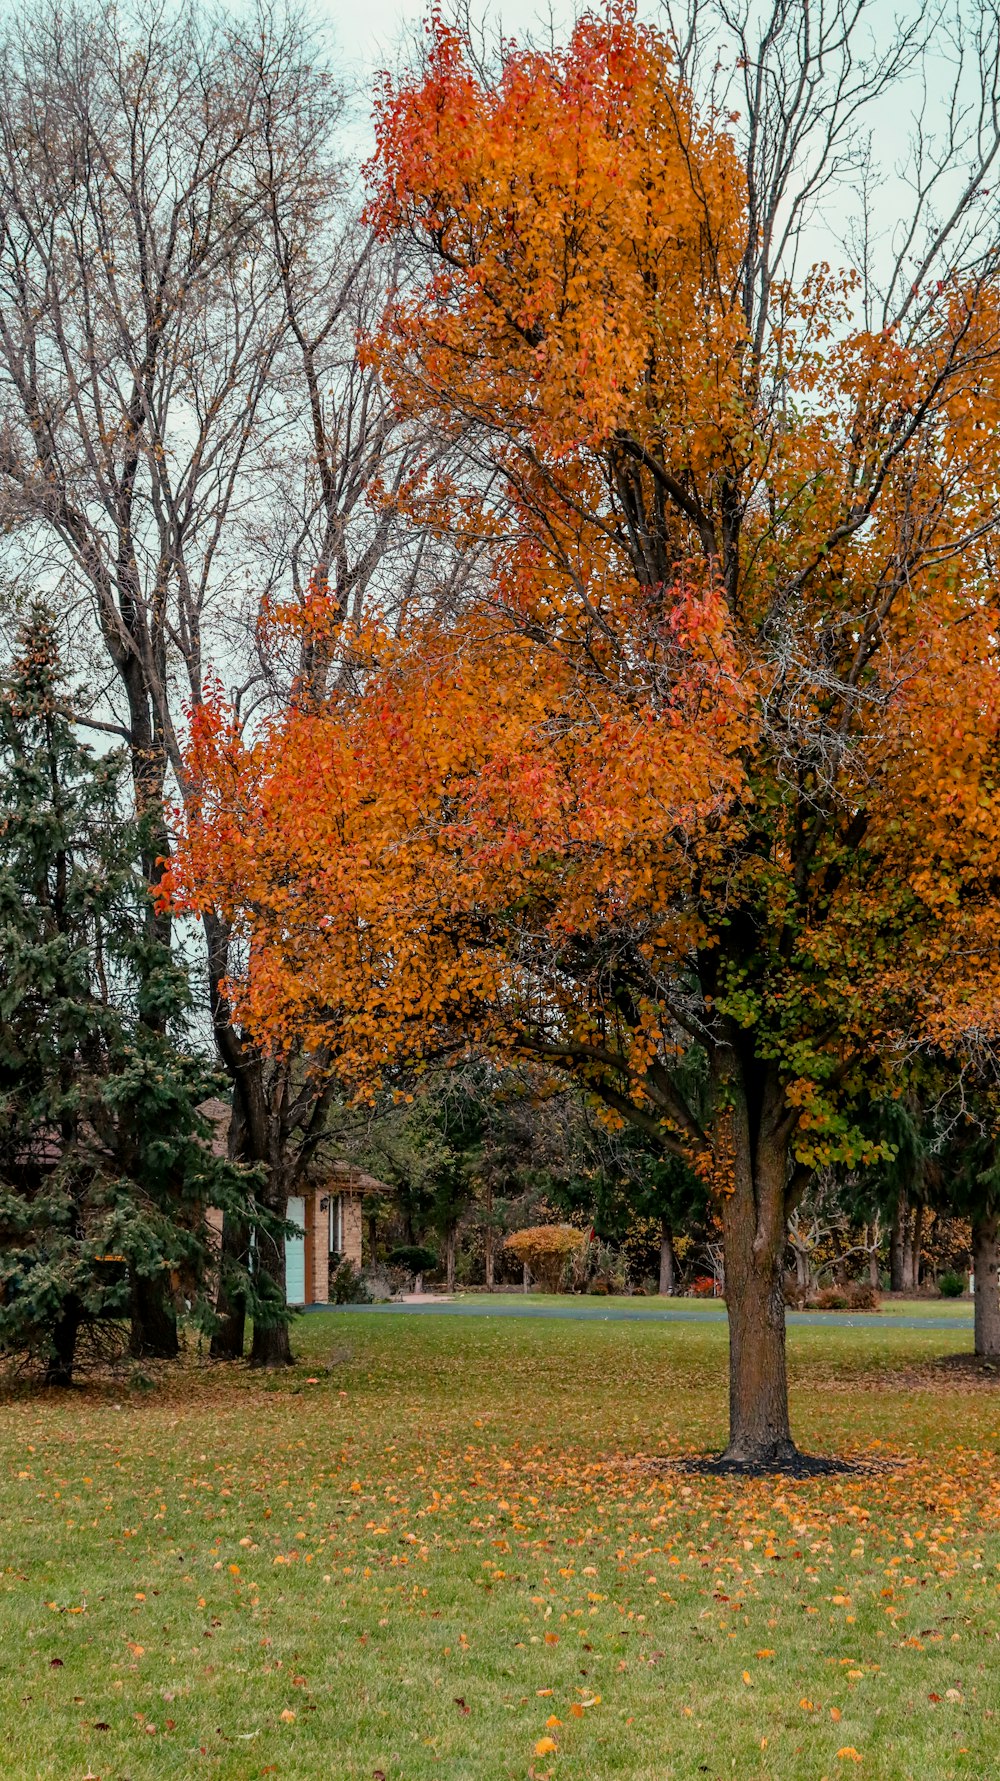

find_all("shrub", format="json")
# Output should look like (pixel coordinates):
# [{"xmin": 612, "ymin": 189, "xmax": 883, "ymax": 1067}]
[
  {"xmin": 690, "ymin": 1275, "xmax": 717, "ymax": 1298},
  {"xmin": 809, "ymin": 1282, "xmax": 880, "ymax": 1311},
  {"xmin": 845, "ymin": 1281, "xmax": 880, "ymax": 1311},
  {"xmin": 939, "ymin": 1270, "xmax": 966, "ymax": 1298},
  {"xmin": 361, "ymin": 1267, "xmax": 395, "ymax": 1303},
  {"xmin": 388, "ymin": 1245, "xmax": 438, "ymax": 1279},
  {"xmin": 588, "ymin": 1277, "xmax": 610, "ymax": 1295},
  {"xmin": 331, "ymin": 1260, "xmax": 371, "ymax": 1304},
  {"xmin": 504, "ymin": 1225, "xmax": 588, "ymax": 1292},
  {"xmin": 810, "ymin": 1286, "xmax": 849, "ymax": 1310}
]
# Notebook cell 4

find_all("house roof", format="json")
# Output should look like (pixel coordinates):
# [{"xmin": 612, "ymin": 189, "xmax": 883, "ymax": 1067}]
[
  {"xmin": 195, "ymin": 1101, "xmax": 392, "ymax": 1197},
  {"xmin": 323, "ymin": 1162, "xmax": 392, "ymax": 1199}
]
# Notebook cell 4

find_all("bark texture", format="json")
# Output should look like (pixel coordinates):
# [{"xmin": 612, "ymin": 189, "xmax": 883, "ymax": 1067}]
[
  {"xmin": 128, "ymin": 1273, "xmax": 179, "ymax": 1359},
  {"xmin": 973, "ymin": 1211, "xmax": 1000, "ymax": 1359},
  {"xmin": 45, "ymin": 1300, "xmax": 80, "ymax": 1387},
  {"xmin": 716, "ymin": 1052, "xmax": 797, "ymax": 1468},
  {"xmin": 210, "ymin": 1214, "xmax": 248, "ymax": 1360},
  {"xmin": 658, "ymin": 1219, "xmax": 677, "ymax": 1296}
]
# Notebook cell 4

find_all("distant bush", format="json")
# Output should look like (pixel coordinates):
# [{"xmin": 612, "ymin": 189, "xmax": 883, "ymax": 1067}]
[
  {"xmin": 388, "ymin": 1245, "xmax": 438, "ymax": 1280},
  {"xmin": 362, "ymin": 1267, "xmax": 395, "ymax": 1303},
  {"xmin": 504, "ymin": 1225, "xmax": 588, "ymax": 1292},
  {"xmin": 331, "ymin": 1260, "xmax": 371, "ymax": 1304},
  {"xmin": 939, "ymin": 1270, "xmax": 966, "ymax": 1298},
  {"xmin": 588, "ymin": 1277, "xmax": 610, "ymax": 1296},
  {"xmin": 810, "ymin": 1281, "xmax": 880, "ymax": 1312},
  {"xmin": 689, "ymin": 1275, "xmax": 717, "ymax": 1298},
  {"xmin": 811, "ymin": 1286, "xmax": 849, "ymax": 1310},
  {"xmin": 845, "ymin": 1281, "xmax": 880, "ymax": 1310}
]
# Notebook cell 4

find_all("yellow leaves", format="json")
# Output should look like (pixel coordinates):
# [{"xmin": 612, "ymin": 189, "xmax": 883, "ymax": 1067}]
[
  {"xmin": 534, "ymin": 1736, "xmax": 558, "ymax": 1755},
  {"xmin": 504, "ymin": 1226, "xmax": 587, "ymax": 1291},
  {"xmin": 836, "ymin": 1748, "xmax": 863, "ymax": 1763},
  {"xmin": 279, "ymin": 1708, "xmax": 296, "ymax": 1723}
]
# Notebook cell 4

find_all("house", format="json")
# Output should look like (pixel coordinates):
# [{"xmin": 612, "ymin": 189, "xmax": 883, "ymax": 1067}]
[{"xmin": 199, "ymin": 1101, "xmax": 391, "ymax": 1307}]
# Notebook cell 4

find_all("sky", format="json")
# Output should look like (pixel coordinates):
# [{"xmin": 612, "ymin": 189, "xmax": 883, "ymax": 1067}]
[{"xmin": 327, "ymin": 0, "xmax": 979, "ymax": 312}]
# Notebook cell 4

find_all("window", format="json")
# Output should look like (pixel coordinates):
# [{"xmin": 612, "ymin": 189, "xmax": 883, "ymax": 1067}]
[{"xmin": 329, "ymin": 1193, "xmax": 343, "ymax": 1254}]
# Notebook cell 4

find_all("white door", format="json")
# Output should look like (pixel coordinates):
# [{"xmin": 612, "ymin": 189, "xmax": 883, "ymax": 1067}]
[{"xmin": 285, "ymin": 1196, "xmax": 306, "ymax": 1305}]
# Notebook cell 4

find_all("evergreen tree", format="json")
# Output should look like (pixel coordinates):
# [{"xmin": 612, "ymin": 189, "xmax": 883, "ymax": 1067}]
[{"xmin": 0, "ymin": 611, "xmax": 280, "ymax": 1384}]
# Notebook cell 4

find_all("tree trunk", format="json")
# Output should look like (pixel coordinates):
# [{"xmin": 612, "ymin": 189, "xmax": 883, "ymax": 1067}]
[
  {"xmin": 867, "ymin": 1228, "xmax": 881, "ymax": 1290},
  {"xmin": 484, "ymin": 1182, "xmax": 495, "ymax": 1290},
  {"xmin": 890, "ymin": 1190, "xmax": 907, "ymax": 1292},
  {"xmin": 658, "ymin": 1218, "xmax": 677, "ymax": 1296},
  {"xmin": 522, "ymin": 1262, "xmax": 530, "ymax": 1293},
  {"xmin": 129, "ymin": 1271, "xmax": 179, "ymax": 1359},
  {"xmin": 248, "ymin": 1229, "xmax": 294, "ymax": 1368},
  {"xmin": 45, "ymin": 1300, "xmax": 80, "ymax": 1387},
  {"xmin": 973, "ymin": 1210, "xmax": 1000, "ymax": 1359},
  {"xmin": 909, "ymin": 1202, "xmax": 924, "ymax": 1291},
  {"xmin": 210, "ymin": 1214, "xmax": 247, "ymax": 1360},
  {"xmin": 717, "ymin": 1057, "xmax": 796, "ymax": 1469},
  {"xmin": 445, "ymin": 1224, "xmax": 456, "ymax": 1293}
]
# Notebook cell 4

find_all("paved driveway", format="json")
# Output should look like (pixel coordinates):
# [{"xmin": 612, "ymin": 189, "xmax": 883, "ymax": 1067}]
[{"xmin": 315, "ymin": 1299, "xmax": 973, "ymax": 1332}]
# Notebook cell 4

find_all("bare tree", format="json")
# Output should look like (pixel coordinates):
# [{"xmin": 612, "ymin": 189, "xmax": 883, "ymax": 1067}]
[{"xmin": 0, "ymin": 0, "xmax": 438, "ymax": 1360}]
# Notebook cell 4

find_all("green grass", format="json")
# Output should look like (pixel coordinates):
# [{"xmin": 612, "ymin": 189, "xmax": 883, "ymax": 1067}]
[
  {"xmin": 1, "ymin": 1311, "xmax": 998, "ymax": 1779},
  {"xmin": 451, "ymin": 1292, "xmax": 975, "ymax": 1318}
]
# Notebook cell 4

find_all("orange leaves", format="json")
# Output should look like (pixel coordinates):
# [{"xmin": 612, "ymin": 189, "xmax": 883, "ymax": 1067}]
[
  {"xmin": 367, "ymin": 8, "xmax": 747, "ymax": 468},
  {"xmin": 167, "ymin": 0, "xmax": 1000, "ymax": 1232}
]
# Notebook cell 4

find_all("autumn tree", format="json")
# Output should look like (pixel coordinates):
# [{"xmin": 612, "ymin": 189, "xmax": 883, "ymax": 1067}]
[{"xmin": 169, "ymin": 5, "xmax": 1000, "ymax": 1463}]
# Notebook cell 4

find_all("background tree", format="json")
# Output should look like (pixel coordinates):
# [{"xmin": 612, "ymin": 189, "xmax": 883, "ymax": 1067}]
[
  {"xmin": 0, "ymin": 612, "xmax": 277, "ymax": 1383},
  {"xmin": 0, "ymin": 0, "xmax": 450, "ymax": 1360}
]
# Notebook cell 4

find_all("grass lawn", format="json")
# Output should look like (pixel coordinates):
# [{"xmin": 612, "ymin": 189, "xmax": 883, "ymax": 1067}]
[
  {"xmin": 1, "ymin": 1311, "xmax": 998, "ymax": 1780},
  {"xmin": 447, "ymin": 1293, "xmax": 976, "ymax": 1320}
]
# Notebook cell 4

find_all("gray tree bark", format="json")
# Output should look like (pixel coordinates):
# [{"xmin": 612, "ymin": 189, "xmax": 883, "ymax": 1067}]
[{"xmin": 973, "ymin": 1211, "xmax": 1000, "ymax": 1360}]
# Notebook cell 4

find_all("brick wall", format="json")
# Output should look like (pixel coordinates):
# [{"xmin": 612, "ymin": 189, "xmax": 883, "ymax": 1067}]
[
  {"xmin": 342, "ymin": 1194, "xmax": 363, "ymax": 1269},
  {"xmin": 305, "ymin": 1192, "xmax": 330, "ymax": 1304}
]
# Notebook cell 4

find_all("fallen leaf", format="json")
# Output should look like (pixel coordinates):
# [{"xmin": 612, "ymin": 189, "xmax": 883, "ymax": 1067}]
[
  {"xmin": 836, "ymin": 1749, "xmax": 863, "ymax": 1764},
  {"xmin": 534, "ymin": 1737, "xmax": 558, "ymax": 1756}
]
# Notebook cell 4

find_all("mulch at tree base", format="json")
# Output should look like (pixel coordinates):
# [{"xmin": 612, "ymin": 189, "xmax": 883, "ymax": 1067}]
[{"xmin": 628, "ymin": 1449, "xmax": 907, "ymax": 1480}]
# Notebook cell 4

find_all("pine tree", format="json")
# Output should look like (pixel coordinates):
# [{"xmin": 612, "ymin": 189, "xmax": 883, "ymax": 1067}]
[{"xmin": 0, "ymin": 610, "xmax": 280, "ymax": 1384}]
